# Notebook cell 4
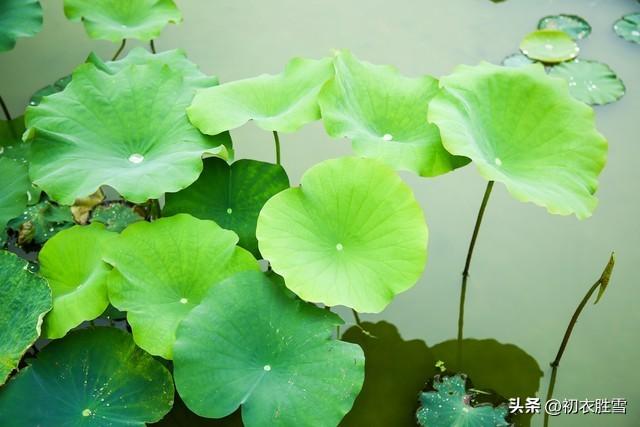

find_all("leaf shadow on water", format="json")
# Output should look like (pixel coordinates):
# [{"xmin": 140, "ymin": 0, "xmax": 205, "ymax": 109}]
[{"xmin": 151, "ymin": 394, "xmax": 243, "ymax": 426}]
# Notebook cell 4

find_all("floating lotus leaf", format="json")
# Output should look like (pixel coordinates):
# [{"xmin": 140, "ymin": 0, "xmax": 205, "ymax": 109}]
[
  {"xmin": 164, "ymin": 158, "xmax": 289, "ymax": 257},
  {"xmin": 428, "ymin": 62, "xmax": 607, "ymax": 219},
  {"xmin": 0, "ymin": 251, "xmax": 51, "ymax": 384},
  {"xmin": 0, "ymin": 327, "xmax": 174, "ymax": 426},
  {"xmin": 257, "ymin": 157, "xmax": 428, "ymax": 313},
  {"xmin": 26, "ymin": 58, "xmax": 231, "ymax": 205},
  {"xmin": 501, "ymin": 53, "xmax": 536, "ymax": 68},
  {"xmin": 39, "ymin": 223, "xmax": 116, "ymax": 339},
  {"xmin": 417, "ymin": 375, "xmax": 509, "ymax": 427},
  {"xmin": 0, "ymin": 0, "xmax": 42, "ymax": 52},
  {"xmin": 520, "ymin": 29, "xmax": 579, "ymax": 63},
  {"xmin": 613, "ymin": 13, "xmax": 640, "ymax": 44},
  {"xmin": 0, "ymin": 158, "xmax": 30, "ymax": 228},
  {"xmin": 173, "ymin": 271, "xmax": 365, "ymax": 426},
  {"xmin": 319, "ymin": 50, "xmax": 469, "ymax": 177},
  {"xmin": 549, "ymin": 60, "xmax": 625, "ymax": 106},
  {"xmin": 188, "ymin": 57, "xmax": 334, "ymax": 135},
  {"xmin": 104, "ymin": 214, "xmax": 259, "ymax": 359},
  {"xmin": 91, "ymin": 202, "xmax": 144, "ymax": 232},
  {"xmin": 538, "ymin": 14, "xmax": 591, "ymax": 40},
  {"xmin": 63, "ymin": 0, "xmax": 182, "ymax": 42},
  {"xmin": 341, "ymin": 321, "xmax": 436, "ymax": 426},
  {"xmin": 7, "ymin": 197, "xmax": 73, "ymax": 245}
]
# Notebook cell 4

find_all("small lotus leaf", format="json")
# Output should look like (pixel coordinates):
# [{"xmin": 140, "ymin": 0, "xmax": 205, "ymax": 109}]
[
  {"xmin": 0, "ymin": 0, "xmax": 42, "ymax": 52},
  {"xmin": 319, "ymin": 50, "xmax": 469, "ymax": 177},
  {"xmin": 173, "ymin": 271, "xmax": 365, "ymax": 426},
  {"xmin": 39, "ymin": 223, "xmax": 116, "ymax": 339},
  {"xmin": 501, "ymin": 53, "xmax": 536, "ymax": 68},
  {"xmin": 104, "ymin": 214, "xmax": 259, "ymax": 359},
  {"xmin": 188, "ymin": 57, "xmax": 334, "ymax": 135},
  {"xmin": 0, "ymin": 158, "xmax": 30, "ymax": 228},
  {"xmin": 64, "ymin": 0, "xmax": 182, "ymax": 42},
  {"xmin": 538, "ymin": 14, "xmax": 591, "ymax": 40},
  {"xmin": 613, "ymin": 13, "xmax": 640, "ymax": 44},
  {"xmin": 0, "ymin": 250, "xmax": 51, "ymax": 384},
  {"xmin": 257, "ymin": 157, "xmax": 428, "ymax": 313},
  {"xmin": 428, "ymin": 62, "xmax": 607, "ymax": 219},
  {"xmin": 29, "ymin": 75, "xmax": 72, "ymax": 106},
  {"xmin": 8, "ymin": 197, "xmax": 74, "ymax": 245},
  {"xmin": 0, "ymin": 327, "xmax": 174, "ymax": 426},
  {"xmin": 549, "ymin": 60, "xmax": 625, "ymax": 106},
  {"xmin": 520, "ymin": 29, "xmax": 579, "ymax": 63},
  {"xmin": 26, "ymin": 57, "xmax": 231, "ymax": 204},
  {"xmin": 164, "ymin": 158, "xmax": 289, "ymax": 257},
  {"xmin": 91, "ymin": 202, "xmax": 144, "ymax": 232}
]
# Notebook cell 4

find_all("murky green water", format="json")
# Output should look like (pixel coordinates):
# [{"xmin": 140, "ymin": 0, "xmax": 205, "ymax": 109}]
[{"xmin": 1, "ymin": 0, "xmax": 638, "ymax": 426}]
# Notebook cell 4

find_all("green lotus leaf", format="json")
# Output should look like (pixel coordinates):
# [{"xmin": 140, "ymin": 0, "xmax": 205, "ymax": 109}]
[
  {"xmin": 7, "ymin": 197, "xmax": 74, "ymax": 245},
  {"xmin": 0, "ymin": 0, "xmax": 42, "ymax": 52},
  {"xmin": 26, "ymin": 59, "xmax": 231, "ymax": 205},
  {"xmin": 501, "ymin": 53, "xmax": 536, "ymax": 68},
  {"xmin": 0, "ymin": 327, "xmax": 174, "ymax": 426},
  {"xmin": 39, "ymin": 223, "xmax": 116, "ymax": 339},
  {"xmin": 319, "ymin": 50, "xmax": 469, "ymax": 177},
  {"xmin": 91, "ymin": 202, "xmax": 144, "ymax": 232},
  {"xmin": 341, "ymin": 321, "xmax": 436, "ymax": 427},
  {"xmin": 520, "ymin": 29, "xmax": 579, "ymax": 63},
  {"xmin": 64, "ymin": 0, "xmax": 182, "ymax": 42},
  {"xmin": 538, "ymin": 14, "xmax": 591, "ymax": 40},
  {"xmin": 428, "ymin": 62, "xmax": 607, "ymax": 219},
  {"xmin": 188, "ymin": 57, "xmax": 334, "ymax": 135},
  {"xmin": 257, "ymin": 156, "xmax": 428, "ymax": 313},
  {"xmin": 164, "ymin": 158, "xmax": 289, "ymax": 258},
  {"xmin": 613, "ymin": 13, "xmax": 640, "ymax": 45},
  {"xmin": 417, "ymin": 375, "xmax": 509, "ymax": 427},
  {"xmin": 0, "ymin": 158, "xmax": 30, "ymax": 228},
  {"xmin": 0, "ymin": 251, "xmax": 51, "ymax": 384},
  {"xmin": 549, "ymin": 60, "xmax": 625, "ymax": 106},
  {"xmin": 104, "ymin": 214, "xmax": 259, "ymax": 359},
  {"xmin": 1, "ymin": 116, "xmax": 42, "ymax": 204},
  {"xmin": 173, "ymin": 271, "xmax": 365, "ymax": 426},
  {"xmin": 29, "ymin": 75, "xmax": 72, "ymax": 106}
]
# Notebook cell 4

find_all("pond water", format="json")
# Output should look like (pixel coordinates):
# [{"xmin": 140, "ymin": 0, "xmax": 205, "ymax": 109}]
[{"xmin": 1, "ymin": 0, "xmax": 638, "ymax": 426}]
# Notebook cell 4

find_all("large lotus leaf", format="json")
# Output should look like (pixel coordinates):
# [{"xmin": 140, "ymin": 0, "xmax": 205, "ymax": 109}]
[
  {"xmin": 549, "ymin": 60, "xmax": 625, "ymax": 106},
  {"xmin": 104, "ymin": 214, "xmax": 259, "ymax": 359},
  {"xmin": 538, "ymin": 14, "xmax": 591, "ymax": 40},
  {"xmin": 26, "ymin": 60, "xmax": 231, "ymax": 205},
  {"xmin": 256, "ymin": 156, "xmax": 428, "ymax": 313},
  {"xmin": 164, "ymin": 158, "xmax": 289, "ymax": 258},
  {"xmin": 173, "ymin": 271, "xmax": 365, "ymax": 426},
  {"xmin": 0, "ymin": 158, "xmax": 30, "ymax": 228},
  {"xmin": 613, "ymin": 13, "xmax": 640, "ymax": 45},
  {"xmin": 520, "ymin": 30, "xmax": 579, "ymax": 63},
  {"xmin": 7, "ymin": 197, "xmax": 74, "ymax": 245},
  {"xmin": 0, "ymin": 327, "xmax": 174, "ymax": 426},
  {"xmin": 188, "ymin": 57, "xmax": 334, "ymax": 135},
  {"xmin": 1, "ymin": 116, "xmax": 43, "ymax": 204},
  {"xmin": 417, "ymin": 375, "xmax": 509, "ymax": 427},
  {"xmin": 318, "ymin": 50, "xmax": 469, "ymax": 177},
  {"xmin": 39, "ymin": 223, "xmax": 116, "ymax": 339},
  {"xmin": 341, "ymin": 321, "xmax": 436, "ymax": 427},
  {"xmin": 428, "ymin": 62, "xmax": 607, "ymax": 219},
  {"xmin": 0, "ymin": 0, "xmax": 42, "ymax": 52},
  {"xmin": 0, "ymin": 251, "xmax": 51, "ymax": 385},
  {"xmin": 64, "ymin": 0, "xmax": 182, "ymax": 42},
  {"xmin": 91, "ymin": 202, "xmax": 144, "ymax": 232}
]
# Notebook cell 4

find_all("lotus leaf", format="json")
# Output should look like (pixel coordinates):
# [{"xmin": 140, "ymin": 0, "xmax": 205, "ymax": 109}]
[
  {"xmin": 319, "ymin": 50, "xmax": 468, "ymax": 177},
  {"xmin": 0, "ymin": 250, "xmax": 51, "ymax": 384},
  {"xmin": 39, "ymin": 223, "xmax": 116, "ymax": 339},
  {"xmin": 173, "ymin": 271, "xmax": 365, "ymax": 426},
  {"xmin": 501, "ymin": 53, "xmax": 536, "ymax": 68},
  {"xmin": 0, "ymin": 158, "xmax": 30, "ymax": 228},
  {"xmin": 428, "ymin": 62, "xmax": 607, "ymax": 219},
  {"xmin": 613, "ymin": 13, "xmax": 640, "ymax": 45},
  {"xmin": 188, "ymin": 57, "xmax": 334, "ymax": 135},
  {"xmin": 104, "ymin": 214, "xmax": 259, "ymax": 359},
  {"xmin": 538, "ymin": 14, "xmax": 591, "ymax": 40},
  {"xmin": 64, "ymin": 0, "xmax": 182, "ymax": 42},
  {"xmin": 1, "ymin": 117, "xmax": 42, "ymax": 204},
  {"xmin": 256, "ymin": 156, "xmax": 428, "ymax": 313},
  {"xmin": 0, "ymin": 327, "xmax": 174, "ymax": 426},
  {"xmin": 91, "ymin": 202, "xmax": 144, "ymax": 232},
  {"xmin": 520, "ymin": 30, "xmax": 579, "ymax": 63},
  {"xmin": 0, "ymin": 0, "xmax": 42, "ymax": 52},
  {"xmin": 549, "ymin": 60, "xmax": 625, "ymax": 106},
  {"xmin": 7, "ymin": 197, "xmax": 73, "ymax": 245},
  {"xmin": 164, "ymin": 158, "xmax": 289, "ymax": 257},
  {"xmin": 26, "ymin": 59, "xmax": 231, "ymax": 204},
  {"xmin": 30, "ymin": 75, "xmax": 72, "ymax": 106}
]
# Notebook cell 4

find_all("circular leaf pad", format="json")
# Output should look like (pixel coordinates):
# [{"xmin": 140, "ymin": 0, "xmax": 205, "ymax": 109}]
[
  {"xmin": 538, "ymin": 14, "xmax": 591, "ymax": 40},
  {"xmin": 64, "ymin": 0, "xmax": 182, "ymax": 42},
  {"xmin": 0, "ymin": 327, "xmax": 174, "ymax": 426},
  {"xmin": 428, "ymin": 62, "xmax": 607, "ymax": 219},
  {"xmin": 0, "ymin": 0, "xmax": 42, "ymax": 52},
  {"xmin": 520, "ymin": 29, "xmax": 579, "ymax": 63},
  {"xmin": 257, "ymin": 156, "xmax": 428, "ymax": 313},
  {"xmin": 173, "ymin": 271, "xmax": 365, "ymax": 426},
  {"xmin": 549, "ymin": 60, "xmax": 625, "ymax": 106},
  {"xmin": 104, "ymin": 214, "xmax": 259, "ymax": 359},
  {"xmin": 0, "ymin": 251, "xmax": 51, "ymax": 384},
  {"xmin": 613, "ymin": 13, "xmax": 640, "ymax": 45}
]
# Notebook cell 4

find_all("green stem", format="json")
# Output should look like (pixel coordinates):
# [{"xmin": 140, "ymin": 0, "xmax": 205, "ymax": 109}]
[
  {"xmin": 149, "ymin": 199, "xmax": 161, "ymax": 220},
  {"xmin": 112, "ymin": 39, "xmax": 126, "ymax": 61},
  {"xmin": 543, "ymin": 367, "xmax": 558, "ymax": 427},
  {"xmin": 0, "ymin": 95, "xmax": 12, "ymax": 122},
  {"xmin": 457, "ymin": 180, "xmax": 494, "ymax": 367},
  {"xmin": 273, "ymin": 131, "xmax": 281, "ymax": 165},
  {"xmin": 150, "ymin": 40, "xmax": 156, "ymax": 53},
  {"xmin": 352, "ymin": 309, "xmax": 362, "ymax": 326}
]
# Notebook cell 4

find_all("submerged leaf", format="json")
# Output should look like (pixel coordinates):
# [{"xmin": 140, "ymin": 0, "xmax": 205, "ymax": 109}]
[
  {"xmin": 7, "ymin": 197, "xmax": 73, "ymax": 245},
  {"xmin": 257, "ymin": 157, "xmax": 428, "ymax": 313},
  {"xmin": 90, "ymin": 202, "xmax": 144, "ymax": 232},
  {"xmin": 538, "ymin": 14, "xmax": 591, "ymax": 40},
  {"xmin": 0, "ymin": 0, "xmax": 42, "ymax": 52},
  {"xmin": 549, "ymin": 60, "xmax": 625, "ymax": 106},
  {"xmin": 613, "ymin": 13, "xmax": 640, "ymax": 45},
  {"xmin": 520, "ymin": 29, "xmax": 579, "ymax": 63},
  {"xmin": 173, "ymin": 271, "xmax": 365, "ymax": 426}
]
